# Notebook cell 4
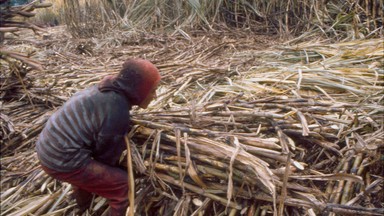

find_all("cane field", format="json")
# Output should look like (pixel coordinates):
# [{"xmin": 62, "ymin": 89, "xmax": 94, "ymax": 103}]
[{"xmin": 1, "ymin": 0, "xmax": 383, "ymax": 215}]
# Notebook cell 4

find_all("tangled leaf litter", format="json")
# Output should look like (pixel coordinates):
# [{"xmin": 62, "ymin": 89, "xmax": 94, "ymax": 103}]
[{"xmin": 1, "ymin": 26, "xmax": 383, "ymax": 215}]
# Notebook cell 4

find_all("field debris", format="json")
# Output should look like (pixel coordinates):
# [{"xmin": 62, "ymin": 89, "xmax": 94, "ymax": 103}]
[{"xmin": 1, "ymin": 23, "xmax": 383, "ymax": 215}]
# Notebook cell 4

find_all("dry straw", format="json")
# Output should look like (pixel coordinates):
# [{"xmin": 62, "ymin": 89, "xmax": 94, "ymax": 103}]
[
  {"xmin": 1, "ymin": 27, "xmax": 383, "ymax": 214},
  {"xmin": 1, "ymin": 0, "xmax": 383, "ymax": 215},
  {"xmin": 43, "ymin": 0, "xmax": 384, "ymax": 39}
]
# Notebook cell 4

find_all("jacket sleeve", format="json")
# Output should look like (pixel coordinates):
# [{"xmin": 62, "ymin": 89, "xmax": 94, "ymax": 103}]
[{"xmin": 93, "ymin": 95, "xmax": 131, "ymax": 166}]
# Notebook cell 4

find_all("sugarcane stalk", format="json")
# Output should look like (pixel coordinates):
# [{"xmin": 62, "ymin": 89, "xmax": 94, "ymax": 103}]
[
  {"xmin": 157, "ymin": 173, "xmax": 242, "ymax": 210},
  {"xmin": 278, "ymin": 153, "xmax": 291, "ymax": 216},
  {"xmin": 33, "ymin": 190, "xmax": 61, "ymax": 215},
  {"xmin": 341, "ymin": 153, "xmax": 363, "ymax": 204},
  {"xmin": 47, "ymin": 183, "xmax": 71, "ymax": 213},
  {"xmin": 345, "ymin": 178, "xmax": 383, "ymax": 206},
  {"xmin": 124, "ymin": 135, "xmax": 135, "ymax": 216},
  {"xmin": 149, "ymin": 159, "xmax": 249, "ymax": 187},
  {"xmin": 324, "ymin": 203, "xmax": 384, "ymax": 216},
  {"xmin": 329, "ymin": 161, "xmax": 350, "ymax": 204}
]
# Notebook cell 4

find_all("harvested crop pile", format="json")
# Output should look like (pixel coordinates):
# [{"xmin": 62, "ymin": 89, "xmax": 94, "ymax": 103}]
[{"xmin": 1, "ymin": 24, "xmax": 383, "ymax": 215}]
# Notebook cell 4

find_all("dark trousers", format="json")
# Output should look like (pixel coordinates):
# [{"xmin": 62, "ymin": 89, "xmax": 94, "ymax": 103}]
[{"xmin": 41, "ymin": 160, "xmax": 128, "ymax": 216}]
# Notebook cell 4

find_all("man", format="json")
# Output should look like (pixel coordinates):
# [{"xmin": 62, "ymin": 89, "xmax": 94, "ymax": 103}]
[{"xmin": 36, "ymin": 58, "xmax": 161, "ymax": 216}]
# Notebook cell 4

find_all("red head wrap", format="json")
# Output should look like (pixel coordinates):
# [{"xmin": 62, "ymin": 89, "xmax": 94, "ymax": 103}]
[{"xmin": 98, "ymin": 58, "xmax": 161, "ymax": 105}]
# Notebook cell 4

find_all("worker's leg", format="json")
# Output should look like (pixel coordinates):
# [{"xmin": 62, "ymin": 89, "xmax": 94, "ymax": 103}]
[
  {"xmin": 72, "ymin": 186, "xmax": 93, "ymax": 213},
  {"xmin": 41, "ymin": 160, "xmax": 128, "ymax": 216}
]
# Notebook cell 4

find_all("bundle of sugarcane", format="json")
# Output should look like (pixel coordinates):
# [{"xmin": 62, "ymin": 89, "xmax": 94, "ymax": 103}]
[
  {"xmin": 0, "ymin": 0, "xmax": 52, "ymax": 107},
  {"xmin": 0, "ymin": 0, "xmax": 52, "ymax": 37},
  {"xmin": 126, "ymin": 37, "xmax": 383, "ymax": 213},
  {"xmin": 127, "ymin": 94, "xmax": 383, "ymax": 215},
  {"xmin": 1, "ymin": 28, "xmax": 383, "ymax": 215}
]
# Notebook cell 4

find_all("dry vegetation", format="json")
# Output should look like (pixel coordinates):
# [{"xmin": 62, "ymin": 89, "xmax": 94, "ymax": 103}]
[{"xmin": 1, "ymin": 0, "xmax": 384, "ymax": 216}]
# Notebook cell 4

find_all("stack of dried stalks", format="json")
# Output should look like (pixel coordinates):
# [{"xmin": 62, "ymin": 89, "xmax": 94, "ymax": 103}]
[
  {"xmin": 0, "ymin": 0, "xmax": 52, "ymax": 37},
  {"xmin": 1, "ymin": 25, "xmax": 383, "ymax": 215},
  {"xmin": 0, "ymin": 0, "xmax": 52, "ymax": 106}
]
